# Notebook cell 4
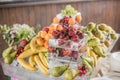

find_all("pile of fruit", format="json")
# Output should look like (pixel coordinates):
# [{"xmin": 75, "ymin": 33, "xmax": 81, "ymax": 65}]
[{"xmin": 0, "ymin": 5, "xmax": 118, "ymax": 80}]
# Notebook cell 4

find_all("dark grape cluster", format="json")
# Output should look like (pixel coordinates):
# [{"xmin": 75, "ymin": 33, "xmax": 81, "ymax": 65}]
[
  {"xmin": 60, "ymin": 16, "xmax": 69, "ymax": 27},
  {"xmin": 78, "ymin": 66, "xmax": 87, "ymax": 76},
  {"xmin": 52, "ymin": 23, "xmax": 84, "ymax": 43}
]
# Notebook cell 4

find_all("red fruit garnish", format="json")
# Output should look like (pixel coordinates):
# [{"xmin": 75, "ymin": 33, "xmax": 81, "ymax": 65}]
[
  {"xmin": 20, "ymin": 49, "xmax": 24, "ymax": 53},
  {"xmin": 42, "ymin": 27, "xmax": 49, "ymax": 33},
  {"xmin": 82, "ymin": 70, "xmax": 87, "ymax": 74},
  {"xmin": 82, "ymin": 66, "xmax": 86, "ymax": 70},
  {"xmin": 19, "ymin": 39, "xmax": 28, "ymax": 47},
  {"xmin": 78, "ymin": 66, "xmax": 82, "ymax": 70}
]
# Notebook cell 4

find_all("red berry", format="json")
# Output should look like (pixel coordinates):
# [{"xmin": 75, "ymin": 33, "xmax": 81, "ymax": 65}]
[
  {"xmin": 82, "ymin": 66, "xmax": 86, "ymax": 70},
  {"xmin": 82, "ymin": 70, "xmax": 87, "ymax": 74},
  {"xmin": 78, "ymin": 66, "xmax": 82, "ymax": 70},
  {"xmin": 20, "ymin": 49, "xmax": 24, "ymax": 53},
  {"xmin": 19, "ymin": 39, "xmax": 28, "ymax": 47}
]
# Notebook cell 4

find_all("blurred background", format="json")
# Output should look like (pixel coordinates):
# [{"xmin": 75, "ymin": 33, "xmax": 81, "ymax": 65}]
[{"xmin": 0, "ymin": 0, "xmax": 120, "ymax": 80}]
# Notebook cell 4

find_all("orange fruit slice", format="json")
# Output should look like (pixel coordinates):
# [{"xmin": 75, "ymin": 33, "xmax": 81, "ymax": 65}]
[
  {"xmin": 56, "ymin": 25, "xmax": 63, "ymax": 30},
  {"xmin": 53, "ymin": 17, "xmax": 60, "ymax": 23},
  {"xmin": 68, "ymin": 18, "xmax": 76, "ymax": 25},
  {"xmin": 76, "ymin": 15, "xmax": 82, "ymax": 22}
]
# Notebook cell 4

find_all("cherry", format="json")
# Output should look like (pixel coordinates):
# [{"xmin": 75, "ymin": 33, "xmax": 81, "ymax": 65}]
[
  {"xmin": 82, "ymin": 66, "xmax": 86, "ymax": 70},
  {"xmin": 82, "ymin": 70, "xmax": 87, "ymax": 74},
  {"xmin": 78, "ymin": 66, "xmax": 82, "ymax": 70}
]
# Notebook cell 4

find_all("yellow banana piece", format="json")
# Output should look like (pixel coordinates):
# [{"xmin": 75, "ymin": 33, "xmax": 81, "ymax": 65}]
[
  {"xmin": 30, "ymin": 37, "xmax": 48, "ymax": 53},
  {"xmin": 24, "ymin": 43, "xmax": 30, "ymax": 51},
  {"xmin": 39, "ymin": 53, "xmax": 49, "ymax": 69},
  {"xmin": 86, "ymin": 47, "xmax": 90, "ymax": 56},
  {"xmin": 17, "ymin": 58, "xmax": 37, "ymax": 71},
  {"xmin": 90, "ymin": 50, "xmax": 97, "ymax": 67},
  {"xmin": 29, "ymin": 55, "xmax": 36, "ymax": 67},
  {"xmin": 34, "ymin": 55, "xmax": 49, "ymax": 75},
  {"xmin": 18, "ymin": 49, "xmax": 37, "ymax": 58}
]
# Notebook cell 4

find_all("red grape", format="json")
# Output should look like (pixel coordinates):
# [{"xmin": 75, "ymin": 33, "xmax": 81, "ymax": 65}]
[
  {"xmin": 58, "ymin": 39, "xmax": 64, "ymax": 46},
  {"xmin": 82, "ymin": 70, "xmax": 87, "ymax": 74},
  {"xmin": 78, "ymin": 32, "xmax": 84, "ymax": 39},
  {"xmin": 63, "ymin": 36, "xmax": 69, "ymax": 40},
  {"xmin": 52, "ymin": 31, "xmax": 60, "ymax": 39},
  {"xmin": 82, "ymin": 66, "xmax": 86, "ymax": 70},
  {"xmin": 71, "ymin": 35, "xmax": 79, "ymax": 42}
]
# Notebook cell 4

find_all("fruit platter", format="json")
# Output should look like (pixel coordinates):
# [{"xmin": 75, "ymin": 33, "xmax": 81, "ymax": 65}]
[{"xmin": 0, "ymin": 5, "xmax": 119, "ymax": 80}]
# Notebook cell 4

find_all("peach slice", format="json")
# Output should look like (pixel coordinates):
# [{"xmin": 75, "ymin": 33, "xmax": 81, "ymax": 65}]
[
  {"xmin": 53, "ymin": 17, "xmax": 60, "ymax": 23},
  {"xmin": 68, "ymin": 18, "xmax": 76, "ymax": 25},
  {"xmin": 56, "ymin": 25, "xmax": 63, "ymax": 30},
  {"xmin": 76, "ymin": 15, "xmax": 82, "ymax": 22}
]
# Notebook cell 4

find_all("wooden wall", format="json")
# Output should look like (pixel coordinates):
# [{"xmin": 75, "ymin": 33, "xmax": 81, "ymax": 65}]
[{"xmin": 0, "ymin": 0, "xmax": 120, "ymax": 52}]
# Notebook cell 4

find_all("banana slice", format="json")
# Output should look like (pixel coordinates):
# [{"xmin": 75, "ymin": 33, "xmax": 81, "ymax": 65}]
[{"xmin": 17, "ymin": 58, "xmax": 37, "ymax": 71}]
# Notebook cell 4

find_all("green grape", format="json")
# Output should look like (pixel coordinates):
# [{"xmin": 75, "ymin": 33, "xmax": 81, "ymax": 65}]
[
  {"xmin": 61, "ymin": 10, "xmax": 66, "ymax": 15},
  {"xmin": 61, "ymin": 5, "xmax": 78, "ymax": 16}
]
